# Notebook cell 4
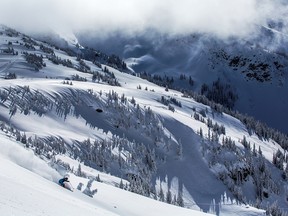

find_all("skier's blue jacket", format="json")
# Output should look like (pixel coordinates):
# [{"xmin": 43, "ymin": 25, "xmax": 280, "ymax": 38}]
[{"xmin": 59, "ymin": 177, "xmax": 69, "ymax": 186}]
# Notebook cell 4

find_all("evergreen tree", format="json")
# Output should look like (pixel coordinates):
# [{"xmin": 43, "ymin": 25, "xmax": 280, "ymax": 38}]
[
  {"xmin": 21, "ymin": 133, "xmax": 27, "ymax": 144},
  {"xmin": 96, "ymin": 174, "xmax": 101, "ymax": 182},
  {"xmin": 199, "ymin": 128, "xmax": 203, "ymax": 138},
  {"xmin": 166, "ymin": 189, "xmax": 172, "ymax": 204},
  {"xmin": 159, "ymin": 186, "xmax": 164, "ymax": 202},
  {"xmin": 177, "ymin": 140, "xmax": 183, "ymax": 159},
  {"xmin": 77, "ymin": 182, "xmax": 84, "ymax": 191},
  {"xmin": 76, "ymin": 164, "xmax": 83, "ymax": 177},
  {"xmin": 119, "ymin": 179, "xmax": 124, "ymax": 189},
  {"xmin": 258, "ymin": 146, "xmax": 262, "ymax": 156},
  {"xmin": 177, "ymin": 189, "xmax": 184, "ymax": 207},
  {"xmin": 253, "ymin": 143, "xmax": 257, "ymax": 156},
  {"xmin": 172, "ymin": 195, "xmax": 177, "ymax": 205},
  {"xmin": 131, "ymin": 97, "xmax": 136, "ymax": 106},
  {"xmin": 284, "ymin": 164, "xmax": 288, "ymax": 180}
]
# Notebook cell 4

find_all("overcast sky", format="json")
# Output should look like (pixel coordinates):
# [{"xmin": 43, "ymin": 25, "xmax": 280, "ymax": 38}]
[{"xmin": 0, "ymin": 0, "xmax": 287, "ymax": 39}]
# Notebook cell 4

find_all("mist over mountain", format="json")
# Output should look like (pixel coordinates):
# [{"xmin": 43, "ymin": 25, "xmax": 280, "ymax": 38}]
[{"xmin": 2, "ymin": 0, "xmax": 288, "ymax": 39}]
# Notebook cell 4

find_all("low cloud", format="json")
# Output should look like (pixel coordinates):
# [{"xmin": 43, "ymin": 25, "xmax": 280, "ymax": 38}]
[{"xmin": 1, "ymin": 0, "xmax": 287, "ymax": 39}]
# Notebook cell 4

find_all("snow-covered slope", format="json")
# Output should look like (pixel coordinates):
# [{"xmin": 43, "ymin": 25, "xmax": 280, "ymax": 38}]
[
  {"xmin": 78, "ymin": 28, "xmax": 288, "ymax": 134},
  {"xmin": 0, "ymin": 131, "xmax": 213, "ymax": 216},
  {"xmin": 0, "ymin": 26, "xmax": 286, "ymax": 215}
]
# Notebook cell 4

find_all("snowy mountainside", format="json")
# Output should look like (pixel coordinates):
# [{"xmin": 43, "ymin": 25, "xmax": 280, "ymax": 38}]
[
  {"xmin": 78, "ymin": 29, "xmax": 288, "ymax": 134},
  {"xmin": 0, "ymin": 130, "xmax": 213, "ymax": 216},
  {"xmin": 0, "ymin": 26, "xmax": 287, "ymax": 215}
]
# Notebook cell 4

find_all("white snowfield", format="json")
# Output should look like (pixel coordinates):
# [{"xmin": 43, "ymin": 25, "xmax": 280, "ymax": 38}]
[{"xmin": 0, "ymin": 132, "xmax": 212, "ymax": 216}]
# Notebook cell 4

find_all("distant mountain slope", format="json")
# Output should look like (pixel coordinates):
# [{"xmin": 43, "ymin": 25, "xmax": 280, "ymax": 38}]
[
  {"xmin": 77, "ymin": 28, "xmax": 288, "ymax": 134},
  {"xmin": 0, "ymin": 25, "xmax": 288, "ymax": 216}
]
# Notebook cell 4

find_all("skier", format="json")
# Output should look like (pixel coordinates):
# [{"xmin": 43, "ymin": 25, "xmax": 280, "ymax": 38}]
[
  {"xmin": 59, "ymin": 175, "xmax": 69, "ymax": 187},
  {"xmin": 58, "ymin": 174, "xmax": 73, "ymax": 191}
]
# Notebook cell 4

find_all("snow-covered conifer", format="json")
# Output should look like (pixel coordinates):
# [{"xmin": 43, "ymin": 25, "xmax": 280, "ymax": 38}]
[
  {"xmin": 176, "ymin": 189, "xmax": 184, "ymax": 207},
  {"xmin": 77, "ymin": 182, "xmax": 84, "ymax": 191},
  {"xmin": 76, "ymin": 164, "xmax": 83, "ymax": 177},
  {"xmin": 96, "ymin": 174, "xmax": 101, "ymax": 182},
  {"xmin": 119, "ymin": 179, "xmax": 124, "ymax": 189},
  {"xmin": 177, "ymin": 140, "xmax": 183, "ymax": 159},
  {"xmin": 159, "ymin": 186, "xmax": 164, "ymax": 202},
  {"xmin": 166, "ymin": 189, "xmax": 172, "ymax": 204}
]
